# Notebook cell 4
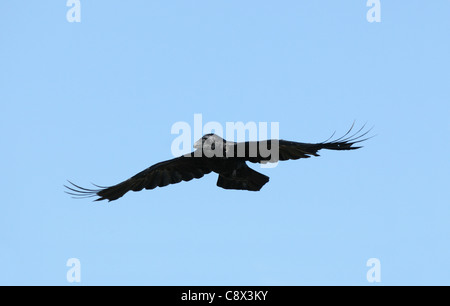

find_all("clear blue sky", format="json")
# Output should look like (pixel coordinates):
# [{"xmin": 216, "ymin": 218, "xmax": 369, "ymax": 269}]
[{"xmin": 1, "ymin": 1, "xmax": 449, "ymax": 285}]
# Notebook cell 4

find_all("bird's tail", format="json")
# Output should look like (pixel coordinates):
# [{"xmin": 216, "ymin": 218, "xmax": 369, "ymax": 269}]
[{"xmin": 217, "ymin": 168, "xmax": 269, "ymax": 191}]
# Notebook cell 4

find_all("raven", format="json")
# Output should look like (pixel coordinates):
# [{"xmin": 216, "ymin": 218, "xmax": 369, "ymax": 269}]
[{"xmin": 65, "ymin": 125, "xmax": 371, "ymax": 202}]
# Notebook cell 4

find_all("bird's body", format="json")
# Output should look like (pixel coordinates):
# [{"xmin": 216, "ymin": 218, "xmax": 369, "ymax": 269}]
[{"xmin": 65, "ymin": 125, "xmax": 371, "ymax": 202}]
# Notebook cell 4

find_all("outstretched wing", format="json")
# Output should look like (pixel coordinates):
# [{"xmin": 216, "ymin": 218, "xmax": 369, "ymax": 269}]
[
  {"xmin": 240, "ymin": 124, "xmax": 373, "ymax": 163},
  {"xmin": 65, "ymin": 155, "xmax": 212, "ymax": 202}
]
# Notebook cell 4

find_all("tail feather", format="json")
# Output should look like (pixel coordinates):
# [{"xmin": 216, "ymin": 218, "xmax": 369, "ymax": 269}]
[{"xmin": 217, "ymin": 168, "xmax": 269, "ymax": 191}]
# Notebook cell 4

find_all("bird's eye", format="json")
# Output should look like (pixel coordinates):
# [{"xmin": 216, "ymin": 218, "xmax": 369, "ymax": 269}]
[{"xmin": 211, "ymin": 143, "xmax": 215, "ymax": 150}]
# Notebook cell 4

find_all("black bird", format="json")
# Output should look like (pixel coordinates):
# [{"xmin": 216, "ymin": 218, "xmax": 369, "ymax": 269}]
[{"xmin": 65, "ymin": 124, "xmax": 371, "ymax": 202}]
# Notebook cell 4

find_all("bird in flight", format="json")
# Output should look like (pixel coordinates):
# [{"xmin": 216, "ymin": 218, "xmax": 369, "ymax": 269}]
[{"xmin": 65, "ymin": 124, "xmax": 371, "ymax": 202}]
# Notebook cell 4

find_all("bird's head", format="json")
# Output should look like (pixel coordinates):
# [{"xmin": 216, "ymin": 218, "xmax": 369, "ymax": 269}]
[{"xmin": 194, "ymin": 133, "xmax": 225, "ymax": 151}]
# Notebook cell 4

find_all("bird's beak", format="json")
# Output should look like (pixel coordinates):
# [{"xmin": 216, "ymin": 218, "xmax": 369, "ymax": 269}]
[{"xmin": 194, "ymin": 139, "xmax": 202, "ymax": 149}]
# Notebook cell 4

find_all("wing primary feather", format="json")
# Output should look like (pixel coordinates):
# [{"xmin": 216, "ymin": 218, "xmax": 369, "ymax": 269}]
[
  {"xmin": 64, "ymin": 181, "xmax": 102, "ymax": 199},
  {"xmin": 338, "ymin": 123, "xmax": 367, "ymax": 142},
  {"xmin": 331, "ymin": 121, "xmax": 355, "ymax": 142},
  {"xmin": 66, "ymin": 181, "xmax": 99, "ymax": 192},
  {"xmin": 339, "ymin": 125, "xmax": 374, "ymax": 143},
  {"xmin": 322, "ymin": 130, "xmax": 337, "ymax": 143}
]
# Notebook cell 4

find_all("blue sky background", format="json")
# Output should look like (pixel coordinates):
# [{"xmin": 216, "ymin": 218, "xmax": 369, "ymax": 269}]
[{"xmin": 1, "ymin": 1, "xmax": 449, "ymax": 285}]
